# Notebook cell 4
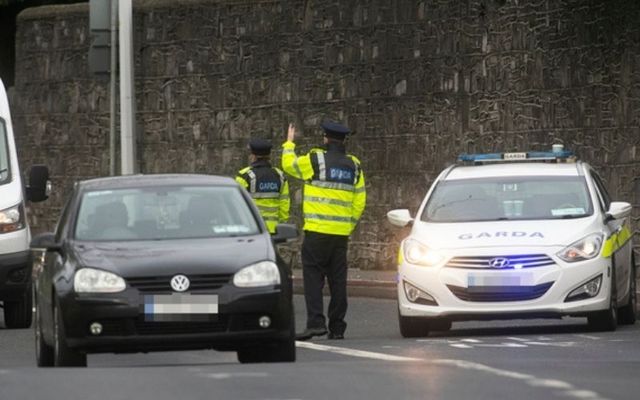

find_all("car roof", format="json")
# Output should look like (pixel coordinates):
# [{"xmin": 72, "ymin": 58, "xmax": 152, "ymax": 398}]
[
  {"xmin": 445, "ymin": 162, "xmax": 582, "ymax": 181},
  {"xmin": 77, "ymin": 174, "xmax": 238, "ymax": 191}
]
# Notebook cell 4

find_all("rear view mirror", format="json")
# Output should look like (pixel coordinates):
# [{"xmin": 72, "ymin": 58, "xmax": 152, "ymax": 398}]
[
  {"xmin": 26, "ymin": 165, "xmax": 50, "ymax": 203},
  {"xmin": 272, "ymin": 223, "xmax": 298, "ymax": 244},
  {"xmin": 387, "ymin": 209, "xmax": 414, "ymax": 228}
]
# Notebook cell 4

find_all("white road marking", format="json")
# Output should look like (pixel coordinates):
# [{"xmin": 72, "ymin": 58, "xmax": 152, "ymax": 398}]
[
  {"xmin": 450, "ymin": 343, "xmax": 473, "ymax": 349},
  {"xmin": 295, "ymin": 342, "xmax": 421, "ymax": 362},
  {"xmin": 475, "ymin": 343, "xmax": 528, "ymax": 348},
  {"xmin": 433, "ymin": 359, "xmax": 610, "ymax": 400},
  {"xmin": 506, "ymin": 336, "xmax": 529, "ymax": 342},
  {"xmin": 460, "ymin": 338, "xmax": 481, "ymax": 343},
  {"xmin": 574, "ymin": 334, "xmax": 600, "ymax": 340},
  {"xmin": 523, "ymin": 341, "xmax": 575, "ymax": 347},
  {"xmin": 201, "ymin": 372, "xmax": 270, "ymax": 380},
  {"xmin": 297, "ymin": 344, "xmax": 610, "ymax": 400}
]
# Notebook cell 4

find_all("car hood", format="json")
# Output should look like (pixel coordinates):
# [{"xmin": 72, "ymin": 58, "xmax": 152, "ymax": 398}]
[
  {"xmin": 70, "ymin": 236, "xmax": 272, "ymax": 277},
  {"xmin": 410, "ymin": 216, "xmax": 603, "ymax": 250}
]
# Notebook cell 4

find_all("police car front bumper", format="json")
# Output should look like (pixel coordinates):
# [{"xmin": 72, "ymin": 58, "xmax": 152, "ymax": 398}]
[{"xmin": 398, "ymin": 249, "xmax": 611, "ymax": 320}]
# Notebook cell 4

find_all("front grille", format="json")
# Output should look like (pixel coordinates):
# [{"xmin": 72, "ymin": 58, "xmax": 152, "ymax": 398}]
[
  {"xmin": 445, "ymin": 254, "xmax": 555, "ymax": 270},
  {"xmin": 126, "ymin": 274, "xmax": 232, "ymax": 293},
  {"xmin": 447, "ymin": 282, "xmax": 554, "ymax": 302},
  {"xmin": 134, "ymin": 316, "xmax": 229, "ymax": 335}
]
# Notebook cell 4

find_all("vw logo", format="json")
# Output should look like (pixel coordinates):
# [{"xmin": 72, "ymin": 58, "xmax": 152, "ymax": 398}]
[
  {"xmin": 170, "ymin": 275, "xmax": 190, "ymax": 292},
  {"xmin": 488, "ymin": 257, "xmax": 510, "ymax": 269}
]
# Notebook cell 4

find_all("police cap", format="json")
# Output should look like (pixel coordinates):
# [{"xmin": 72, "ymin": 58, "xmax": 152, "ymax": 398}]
[
  {"xmin": 248, "ymin": 138, "xmax": 272, "ymax": 156},
  {"xmin": 321, "ymin": 121, "xmax": 351, "ymax": 140}
]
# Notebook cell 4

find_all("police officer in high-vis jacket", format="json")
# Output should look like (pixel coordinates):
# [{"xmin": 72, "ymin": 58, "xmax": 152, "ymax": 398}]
[
  {"xmin": 282, "ymin": 121, "xmax": 366, "ymax": 340},
  {"xmin": 236, "ymin": 138, "xmax": 290, "ymax": 234}
]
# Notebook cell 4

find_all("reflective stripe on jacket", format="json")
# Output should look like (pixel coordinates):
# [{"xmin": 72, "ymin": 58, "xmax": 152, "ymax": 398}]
[
  {"xmin": 236, "ymin": 160, "xmax": 290, "ymax": 234},
  {"xmin": 281, "ymin": 140, "xmax": 366, "ymax": 236}
]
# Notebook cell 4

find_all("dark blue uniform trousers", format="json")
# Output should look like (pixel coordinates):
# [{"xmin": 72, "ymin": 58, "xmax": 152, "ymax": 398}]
[{"xmin": 301, "ymin": 231, "xmax": 349, "ymax": 335}]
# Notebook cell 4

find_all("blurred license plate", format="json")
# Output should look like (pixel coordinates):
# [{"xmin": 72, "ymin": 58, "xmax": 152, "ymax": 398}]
[
  {"xmin": 467, "ymin": 273, "xmax": 532, "ymax": 287},
  {"xmin": 142, "ymin": 294, "xmax": 218, "ymax": 321}
]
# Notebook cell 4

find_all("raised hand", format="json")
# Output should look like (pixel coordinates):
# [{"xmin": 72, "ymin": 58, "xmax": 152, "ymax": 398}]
[{"xmin": 287, "ymin": 123, "xmax": 296, "ymax": 142}]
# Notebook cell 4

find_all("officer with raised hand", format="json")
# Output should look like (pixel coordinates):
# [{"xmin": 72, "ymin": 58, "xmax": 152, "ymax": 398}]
[
  {"xmin": 282, "ymin": 121, "xmax": 366, "ymax": 340},
  {"xmin": 236, "ymin": 138, "xmax": 290, "ymax": 234}
]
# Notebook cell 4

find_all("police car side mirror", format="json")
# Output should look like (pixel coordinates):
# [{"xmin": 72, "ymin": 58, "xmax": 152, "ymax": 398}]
[
  {"xmin": 272, "ymin": 223, "xmax": 298, "ymax": 244},
  {"xmin": 387, "ymin": 209, "xmax": 414, "ymax": 228},
  {"xmin": 605, "ymin": 201, "xmax": 632, "ymax": 222}
]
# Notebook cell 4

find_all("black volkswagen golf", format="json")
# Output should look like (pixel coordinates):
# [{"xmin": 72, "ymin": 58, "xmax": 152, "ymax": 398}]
[{"xmin": 31, "ymin": 174, "xmax": 297, "ymax": 367}]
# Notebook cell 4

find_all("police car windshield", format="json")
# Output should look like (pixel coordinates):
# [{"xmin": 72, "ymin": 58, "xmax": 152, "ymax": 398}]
[
  {"xmin": 422, "ymin": 176, "xmax": 593, "ymax": 223},
  {"xmin": 74, "ymin": 186, "xmax": 260, "ymax": 241},
  {"xmin": 0, "ymin": 119, "xmax": 10, "ymax": 184}
]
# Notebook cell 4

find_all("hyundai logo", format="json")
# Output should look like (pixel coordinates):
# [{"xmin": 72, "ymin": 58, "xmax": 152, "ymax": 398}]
[
  {"xmin": 488, "ymin": 257, "xmax": 510, "ymax": 269},
  {"xmin": 170, "ymin": 275, "xmax": 190, "ymax": 292}
]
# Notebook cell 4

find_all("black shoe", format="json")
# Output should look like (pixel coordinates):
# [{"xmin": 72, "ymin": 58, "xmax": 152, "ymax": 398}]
[
  {"xmin": 327, "ymin": 332, "xmax": 344, "ymax": 340},
  {"xmin": 296, "ymin": 327, "xmax": 327, "ymax": 341}
]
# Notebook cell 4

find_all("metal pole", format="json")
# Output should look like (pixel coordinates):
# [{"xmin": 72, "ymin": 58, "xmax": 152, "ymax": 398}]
[
  {"xmin": 118, "ymin": 0, "xmax": 136, "ymax": 175},
  {"xmin": 109, "ymin": 0, "xmax": 118, "ymax": 176}
]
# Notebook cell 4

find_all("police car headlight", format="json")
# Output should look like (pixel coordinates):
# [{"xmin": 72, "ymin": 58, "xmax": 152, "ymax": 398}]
[
  {"xmin": 233, "ymin": 261, "xmax": 281, "ymax": 287},
  {"xmin": 557, "ymin": 233, "xmax": 604, "ymax": 263},
  {"xmin": 0, "ymin": 203, "xmax": 25, "ymax": 234},
  {"xmin": 74, "ymin": 268, "xmax": 126, "ymax": 293},
  {"xmin": 403, "ymin": 239, "xmax": 444, "ymax": 267}
]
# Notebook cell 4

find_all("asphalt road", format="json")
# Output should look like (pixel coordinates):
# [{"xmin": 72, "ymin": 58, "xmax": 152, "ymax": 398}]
[{"xmin": 1, "ymin": 295, "xmax": 639, "ymax": 400}]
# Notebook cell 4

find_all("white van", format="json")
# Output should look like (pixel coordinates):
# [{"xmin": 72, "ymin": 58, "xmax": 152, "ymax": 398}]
[{"xmin": 0, "ymin": 78, "xmax": 49, "ymax": 329}]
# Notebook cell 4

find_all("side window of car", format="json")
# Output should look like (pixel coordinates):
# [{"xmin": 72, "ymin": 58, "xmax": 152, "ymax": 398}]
[{"xmin": 590, "ymin": 172, "xmax": 611, "ymax": 212}]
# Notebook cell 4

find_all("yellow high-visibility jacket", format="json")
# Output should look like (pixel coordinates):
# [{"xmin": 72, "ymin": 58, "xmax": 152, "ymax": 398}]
[
  {"xmin": 236, "ymin": 160, "xmax": 290, "ymax": 234},
  {"xmin": 281, "ymin": 140, "xmax": 366, "ymax": 236}
]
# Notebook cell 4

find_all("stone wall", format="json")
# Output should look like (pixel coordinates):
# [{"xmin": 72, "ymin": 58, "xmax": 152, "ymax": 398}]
[{"xmin": 12, "ymin": 0, "xmax": 640, "ymax": 269}]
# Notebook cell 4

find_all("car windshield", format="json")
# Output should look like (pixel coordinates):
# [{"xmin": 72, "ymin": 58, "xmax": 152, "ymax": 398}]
[
  {"xmin": 0, "ymin": 119, "xmax": 10, "ymax": 185},
  {"xmin": 74, "ymin": 185, "xmax": 260, "ymax": 241},
  {"xmin": 422, "ymin": 176, "xmax": 593, "ymax": 222}
]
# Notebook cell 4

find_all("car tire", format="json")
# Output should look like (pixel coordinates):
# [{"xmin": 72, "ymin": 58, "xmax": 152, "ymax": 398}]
[
  {"xmin": 3, "ymin": 285, "xmax": 33, "ymax": 329},
  {"xmin": 588, "ymin": 265, "xmax": 618, "ymax": 332},
  {"xmin": 53, "ymin": 300, "xmax": 87, "ymax": 367},
  {"xmin": 35, "ymin": 300, "xmax": 54, "ymax": 367},
  {"xmin": 618, "ymin": 259, "xmax": 637, "ymax": 325},
  {"xmin": 237, "ymin": 314, "xmax": 296, "ymax": 363},
  {"xmin": 398, "ymin": 308, "xmax": 429, "ymax": 338}
]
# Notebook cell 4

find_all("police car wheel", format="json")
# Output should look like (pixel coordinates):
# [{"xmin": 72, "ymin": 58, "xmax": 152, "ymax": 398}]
[
  {"xmin": 587, "ymin": 265, "xmax": 618, "ymax": 332},
  {"xmin": 618, "ymin": 259, "xmax": 637, "ymax": 325},
  {"xmin": 398, "ymin": 308, "xmax": 429, "ymax": 338}
]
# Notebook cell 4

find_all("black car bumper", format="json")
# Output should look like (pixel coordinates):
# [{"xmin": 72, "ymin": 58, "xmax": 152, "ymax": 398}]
[
  {"xmin": 59, "ymin": 288, "xmax": 293, "ymax": 354},
  {"xmin": 0, "ymin": 251, "xmax": 31, "ymax": 301}
]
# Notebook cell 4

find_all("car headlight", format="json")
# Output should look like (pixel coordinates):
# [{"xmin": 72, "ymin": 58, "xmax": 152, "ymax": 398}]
[
  {"xmin": 74, "ymin": 268, "xmax": 126, "ymax": 293},
  {"xmin": 0, "ymin": 203, "xmax": 25, "ymax": 234},
  {"xmin": 233, "ymin": 261, "xmax": 281, "ymax": 287},
  {"xmin": 403, "ymin": 239, "xmax": 444, "ymax": 266},
  {"xmin": 556, "ymin": 233, "xmax": 604, "ymax": 263}
]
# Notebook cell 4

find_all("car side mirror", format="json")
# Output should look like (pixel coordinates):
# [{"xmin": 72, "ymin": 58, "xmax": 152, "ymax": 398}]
[
  {"xmin": 272, "ymin": 223, "xmax": 298, "ymax": 244},
  {"xmin": 605, "ymin": 201, "xmax": 632, "ymax": 222},
  {"xmin": 387, "ymin": 209, "xmax": 414, "ymax": 228},
  {"xmin": 30, "ymin": 232, "xmax": 62, "ymax": 253},
  {"xmin": 26, "ymin": 165, "xmax": 50, "ymax": 203}
]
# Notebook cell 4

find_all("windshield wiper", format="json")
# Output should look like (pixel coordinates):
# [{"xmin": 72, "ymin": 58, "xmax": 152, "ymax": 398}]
[{"xmin": 559, "ymin": 214, "xmax": 585, "ymax": 219}]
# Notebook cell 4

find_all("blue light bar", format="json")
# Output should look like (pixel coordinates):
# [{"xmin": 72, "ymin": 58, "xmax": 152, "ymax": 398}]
[{"xmin": 457, "ymin": 150, "xmax": 575, "ymax": 164}]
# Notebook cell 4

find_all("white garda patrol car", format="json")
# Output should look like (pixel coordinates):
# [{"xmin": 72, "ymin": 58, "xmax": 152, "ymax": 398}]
[{"xmin": 388, "ymin": 145, "xmax": 636, "ymax": 337}]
